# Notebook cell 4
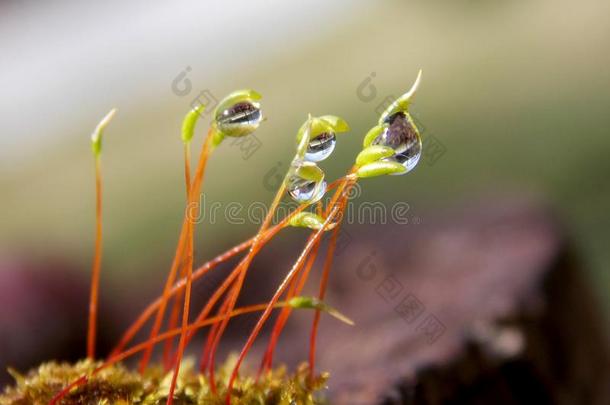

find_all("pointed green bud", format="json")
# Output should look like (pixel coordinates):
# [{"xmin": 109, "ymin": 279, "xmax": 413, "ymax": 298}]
[
  {"xmin": 181, "ymin": 104, "xmax": 205, "ymax": 143},
  {"xmin": 288, "ymin": 212, "xmax": 337, "ymax": 231},
  {"xmin": 362, "ymin": 125, "xmax": 385, "ymax": 148},
  {"xmin": 213, "ymin": 89, "xmax": 262, "ymax": 118},
  {"xmin": 295, "ymin": 114, "xmax": 349, "ymax": 162},
  {"xmin": 296, "ymin": 114, "xmax": 313, "ymax": 156},
  {"xmin": 378, "ymin": 69, "xmax": 422, "ymax": 124},
  {"xmin": 287, "ymin": 296, "xmax": 354, "ymax": 326},
  {"xmin": 296, "ymin": 115, "xmax": 349, "ymax": 144},
  {"xmin": 90, "ymin": 108, "xmax": 117, "ymax": 156},
  {"xmin": 356, "ymin": 160, "xmax": 407, "ymax": 178},
  {"xmin": 319, "ymin": 115, "xmax": 350, "ymax": 132},
  {"xmin": 355, "ymin": 145, "xmax": 396, "ymax": 167},
  {"xmin": 292, "ymin": 160, "xmax": 325, "ymax": 182}
]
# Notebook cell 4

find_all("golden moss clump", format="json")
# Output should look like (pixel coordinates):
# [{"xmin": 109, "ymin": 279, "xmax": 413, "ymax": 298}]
[{"xmin": 0, "ymin": 358, "xmax": 328, "ymax": 405}]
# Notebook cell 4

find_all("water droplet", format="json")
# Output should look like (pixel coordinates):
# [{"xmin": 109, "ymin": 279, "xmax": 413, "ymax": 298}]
[
  {"xmin": 287, "ymin": 163, "xmax": 327, "ymax": 204},
  {"xmin": 215, "ymin": 101, "xmax": 262, "ymax": 137},
  {"xmin": 373, "ymin": 112, "xmax": 421, "ymax": 173},
  {"xmin": 305, "ymin": 132, "xmax": 336, "ymax": 162},
  {"xmin": 288, "ymin": 177, "xmax": 327, "ymax": 204}
]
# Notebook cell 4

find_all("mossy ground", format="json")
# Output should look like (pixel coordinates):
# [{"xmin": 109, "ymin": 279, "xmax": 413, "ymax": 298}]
[{"xmin": 0, "ymin": 358, "xmax": 328, "ymax": 405}]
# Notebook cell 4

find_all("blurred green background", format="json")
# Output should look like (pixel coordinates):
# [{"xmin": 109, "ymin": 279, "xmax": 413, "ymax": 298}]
[{"xmin": 1, "ymin": 0, "xmax": 608, "ymax": 320}]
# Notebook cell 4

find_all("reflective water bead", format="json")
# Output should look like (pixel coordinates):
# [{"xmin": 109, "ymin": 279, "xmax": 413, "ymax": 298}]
[
  {"xmin": 215, "ymin": 101, "xmax": 262, "ymax": 137},
  {"xmin": 305, "ymin": 132, "xmax": 336, "ymax": 162},
  {"xmin": 287, "ymin": 174, "xmax": 327, "ymax": 204},
  {"xmin": 373, "ymin": 112, "xmax": 421, "ymax": 173}
]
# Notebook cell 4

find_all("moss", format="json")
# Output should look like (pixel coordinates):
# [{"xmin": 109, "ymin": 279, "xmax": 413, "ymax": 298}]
[{"xmin": 0, "ymin": 358, "xmax": 328, "ymax": 405}]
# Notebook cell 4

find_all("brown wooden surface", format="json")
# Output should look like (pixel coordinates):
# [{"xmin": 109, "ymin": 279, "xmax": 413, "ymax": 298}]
[{"xmin": 255, "ymin": 197, "xmax": 610, "ymax": 404}]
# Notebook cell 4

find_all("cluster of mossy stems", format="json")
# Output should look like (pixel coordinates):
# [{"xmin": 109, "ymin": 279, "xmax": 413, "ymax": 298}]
[{"xmin": 55, "ymin": 70, "xmax": 422, "ymax": 405}]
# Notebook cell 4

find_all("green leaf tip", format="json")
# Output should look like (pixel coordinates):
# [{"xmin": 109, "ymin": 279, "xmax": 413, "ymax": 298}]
[
  {"xmin": 213, "ymin": 89, "xmax": 262, "ymax": 117},
  {"xmin": 378, "ymin": 69, "xmax": 422, "ymax": 124},
  {"xmin": 296, "ymin": 114, "xmax": 350, "ymax": 145},
  {"xmin": 287, "ymin": 296, "xmax": 354, "ymax": 326},
  {"xmin": 355, "ymin": 145, "xmax": 396, "ymax": 167},
  {"xmin": 356, "ymin": 160, "xmax": 407, "ymax": 178},
  {"xmin": 288, "ymin": 212, "xmax": 337, "ymax": 231},
  {"xmin": 362, "ymin": 125, "xmax": 385, "ymax": 148},
  {"xmin": 181, "ymin": 104, "xmax": 205, "ymax": 143},
  {"xmin": 295, "ymin": 114, "xmax": 314, "ymax": 157},
  {"xmin": 318, "ymin": 115, "xmax": 350, "ymax": 132},
  {"xmin": 90, "ymin": 108, "xmax": 117, "ymax": 156},
  {"xmin": 292, "ymin": 160, "xmax": 325, "ymax": 182}
]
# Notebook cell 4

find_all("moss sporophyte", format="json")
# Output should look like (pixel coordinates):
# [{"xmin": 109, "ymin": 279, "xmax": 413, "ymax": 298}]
[{"xmin": 1, "ymin": 71, "xmax": 424, "ymax": 405}]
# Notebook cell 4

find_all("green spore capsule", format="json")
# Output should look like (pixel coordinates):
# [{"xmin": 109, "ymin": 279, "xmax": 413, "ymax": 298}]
[{"xmin": 213, "ymin": 89, "xmax": 263, "ymax": 137}]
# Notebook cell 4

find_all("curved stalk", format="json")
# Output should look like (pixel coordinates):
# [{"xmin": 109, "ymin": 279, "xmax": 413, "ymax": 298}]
[
  {"xmin": 87, "ymin": 108, "xmax": 116, "ymax": 359},
  {"xmin": 139, "ymin": 128, "xmax": 215, "ymax": 373},
  {"xmin": 87, "ymin": 156, "xmax": 103, "ymax": 359},
  {"xmin": 225, "ymin": 203, "xmax": 342, "ymax": 404},
  {"xmin": 164, "ymin": 142, "xmax": 193, "ymax": 368}
]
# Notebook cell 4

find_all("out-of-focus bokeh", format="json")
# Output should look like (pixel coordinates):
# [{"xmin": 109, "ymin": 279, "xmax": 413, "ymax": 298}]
[{"xmin": 1, "ymin": 0, "xmax": 609, "ymax": 385}]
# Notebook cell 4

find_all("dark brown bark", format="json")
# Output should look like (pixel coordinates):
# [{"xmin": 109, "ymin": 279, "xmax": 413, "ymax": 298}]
[{"xmin": 265, "ymin": 197, "xmax": 609, "ymax": 404}]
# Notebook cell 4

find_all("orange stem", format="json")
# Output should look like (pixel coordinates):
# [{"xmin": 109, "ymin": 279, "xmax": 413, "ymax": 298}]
[
  {"xmin": 110, "ymin": 236, "xmax": 251, "ymax": 357},
  {"xmin": 308, "ymin": 199, "xmax": 347, "ymax": 379},
  {"xmin": 259, "ymin": 237, "xmax": 320, "ymax": 374},
  {"xmin": 163, "ymin": 143, "xmax": 193, "ymax": 369},
  {"xmin": 205, "ymin": 176, "xmax": 349, "ymax": 383},
  {"xmin": 138, "ymin": 128, "xmax": 214, "ymax": 373},
  {"xmin": 308, "ymin": 174, "xmax": 356, "ymax": 378},
  {"xmin": 111, "ymin": 178, "xmax": 343, "ymax": 358},
  {"xmin": 167, "ymin": 135, "xmax": 214, "ymax": 405},
  {"xmin": 138, "ymin": 216, "xmax": 188, "ymax": 372},
  {"xmin": 205, "ymin": 181, "xmax": 287, "ymax": 391},
  {"xmin": 199, "ymin": 301, "xmax": 227, "ymax": 372},
  {"xmin": 163, "ymin": 276, "xmax": 184, "ymax": 368},
  {"xmin": 224, "ymin": 203, "xmax": 342, "ymax": 404},
  {"xmin": 259, "ymin": 177, "xmax": 351, "ymax": 374},
  {"xmin": 167, "ymin": 220, "xmax": 194, "ymax": 405},
  {"xmin": 87, "ymin": 156, "xmax": 103, "ymax": 359},
  {"xmin": 188, "ymin": 201, "xmax": 305, "ymax": 357}
]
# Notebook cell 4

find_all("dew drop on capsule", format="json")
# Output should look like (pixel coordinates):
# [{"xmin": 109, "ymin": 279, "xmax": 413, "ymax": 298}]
[
  {"xmin": 373, "ymin": 112, "xmax": 422, "ymax": 173},
  {"xmin": 215, "ymin": 101, "xmax": 262, "ymax": 137},
  {"xmin": 305, "ymin": 132, "xmax": 336, "ymax": 162},
  {"xmin": 287, "ymin": 175, "xmax": 327, "ymax": 204}
]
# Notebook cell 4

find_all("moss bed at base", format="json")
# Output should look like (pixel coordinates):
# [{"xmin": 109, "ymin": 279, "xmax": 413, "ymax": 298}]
[{"xmin": 0, "ymin": 359, "xmax": 328, "ymax": 405}]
